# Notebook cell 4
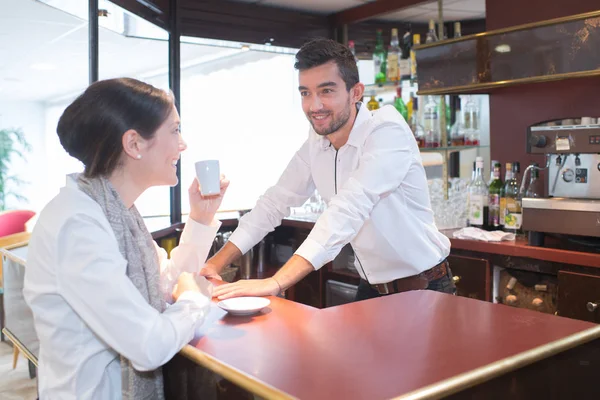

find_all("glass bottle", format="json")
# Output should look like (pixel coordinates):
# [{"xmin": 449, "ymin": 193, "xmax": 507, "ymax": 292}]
[
  {"xmin": 425, "ymin": 19, "xmax": 439, "ymax": 43},
  {"xmin": 367, "ymin": 95, "xmax": 379, "ymax": 111},
  {"xmin": 410, "ymin": 97, "xmax": 425, "ymax": 148},
  {"xmin": 423, "ymin": 96, "xmax": 440, "ymax": 148},
  {"xmin": 348, "ymin": 40, "xmax": 358, "ymax": 63},
  {"xmin": 525, "ymin": 163, "xmax": 543, "ymax": 198},
  {"xmin": 386, "ymin": 28, "xmax": 401, "ymax": 82},
  {"xmin": 373, "ymin": 29, "xmax": 386, "ymax": 84},
  {"xmin": 504, "ymin": 162, "xmax": 522, "ymax": 233},
  {"xmin": 399, "ymin": 27, "xmax": 412, "ymax": 81},
  {"xmin": 499, "ymin": 162, "xmax": 513, "ymax": 229},
  {"xmin": 394, "ymin": 87, "xmax": 408, "ymax": 121},
  {"xmin": 463, "ymin": 95, "xmax": 480, "ymax": 145},
  {"xmin": 410, "ymin": 34, "xmax": 420, "ymax": 83},
  {"xmin": 488, "ymin": 160, "xmax": 499, "ymax": 186},
  {"xmin": 488, "ymin": 162, "xmax": 503, "ymax": 229},
  {"xmin": 454, "ymin": 22, "xmax": 462, "ymax": 38},
  {"xmin": 467, "ymin": 156, "xmax": 489, "ymax": 229},
  {"xmin": 449, "ymin": 97, "xmax": 465, "ymax": 146}
]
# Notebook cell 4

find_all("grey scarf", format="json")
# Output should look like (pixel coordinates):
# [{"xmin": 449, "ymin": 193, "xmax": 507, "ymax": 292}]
[{"xmin": 75, "ymin": 173, "xmax": 165, "ymax": 400}]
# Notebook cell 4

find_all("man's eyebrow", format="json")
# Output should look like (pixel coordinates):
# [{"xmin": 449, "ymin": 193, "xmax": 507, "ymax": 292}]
[
  {"xmin": 317, "ymin": 81, "xmax": 337, "ymax": 88},
  {"xmin": 298, "ymin": 86, "xmax": 308, "ymax": 91}
]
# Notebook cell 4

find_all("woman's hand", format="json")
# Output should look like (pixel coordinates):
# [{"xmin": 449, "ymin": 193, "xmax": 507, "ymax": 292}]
[
  {"xmin": 188, "ymin": 175, "xmax": 230, "ymax": 225},
  {"xmin": 172, "ymin": 272, "xmax": 200, "ymax": 302}
]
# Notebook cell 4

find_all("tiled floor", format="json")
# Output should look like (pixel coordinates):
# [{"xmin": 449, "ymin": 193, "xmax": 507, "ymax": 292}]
[{"xmin": 0, "ymin": 342, "xmax": 37, "ymax": 400}]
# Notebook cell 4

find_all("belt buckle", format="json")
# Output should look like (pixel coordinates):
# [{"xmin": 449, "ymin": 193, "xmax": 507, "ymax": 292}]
[{"xmin": 375, "ymin": 282, "xmax": 393, "ymax": 295}]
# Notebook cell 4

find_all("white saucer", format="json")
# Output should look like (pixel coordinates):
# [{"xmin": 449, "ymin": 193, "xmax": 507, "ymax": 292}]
[{"xmin": 217, "ymin": 297, "xmax": 271, "ymax": 316}]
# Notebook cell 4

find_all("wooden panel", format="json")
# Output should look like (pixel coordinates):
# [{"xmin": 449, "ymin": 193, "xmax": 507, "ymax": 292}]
[
  {"xmin": 445, "ymin": 229, "xmax": 600, "ymax": 269},
  {"xmin": 448, "ymin": 254, "xmax": 491, "ymax": 301},
  {"xmin": 486, "ymin": 0, "xmax": 600, "ymax": 30},
  {"xmin": 446, "ymin": 337, "xmax": 600, "ymax": 399},
  {"xmin": 558, "ymin": 271, "xmax": 600, "ymax": 323},
  {"xmin": 415, "ymin": 11, "xmax": 600, "ymax": 94},
  {"xmin": 179, "ymin": 0, "xmax": 329, "ymax": 49}
]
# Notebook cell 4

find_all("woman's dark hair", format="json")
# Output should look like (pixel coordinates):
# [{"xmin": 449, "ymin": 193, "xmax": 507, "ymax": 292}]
[
  {"xmin": 57, "ymin": 78, "xmax": 174, "ymax": 178},
  {"xmin": 294, "ymin": 38, "xmax": 359, "ymax": 91}
]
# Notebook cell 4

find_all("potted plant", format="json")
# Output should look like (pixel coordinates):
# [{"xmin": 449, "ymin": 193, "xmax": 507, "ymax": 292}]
[{"xmin": 0, "ymin": 127, "xmax": 31, "ymax": 211}]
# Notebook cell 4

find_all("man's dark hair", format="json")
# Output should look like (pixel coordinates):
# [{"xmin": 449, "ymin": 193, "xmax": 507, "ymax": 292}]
[
  {"xmin": 294, "ymin": 38, "xmax": 359, "ymax": 91},
  {"xmin": 57, "ymin": 78, "xmax": 174, "ymax": 178}
]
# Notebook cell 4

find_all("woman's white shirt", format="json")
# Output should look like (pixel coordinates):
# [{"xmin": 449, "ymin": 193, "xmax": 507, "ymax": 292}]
[{"xmin": 23, "ymin": 176, "xmax": 220, "ymax": 399}]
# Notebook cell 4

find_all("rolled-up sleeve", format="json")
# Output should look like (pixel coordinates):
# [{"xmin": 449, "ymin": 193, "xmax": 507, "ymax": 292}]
[
  {"xmin": 158, "ymin": 217, "xmax": 221, "ymax": 302},
  {"xmin": 295, "ymin": 124, "xmax": 415, "ymax": 269}
]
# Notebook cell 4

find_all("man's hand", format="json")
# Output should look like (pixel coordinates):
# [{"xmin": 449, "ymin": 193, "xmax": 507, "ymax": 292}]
[
  {"xmin": 199, "ymin": 264, "xmax": 222, "ymax": 280},
  {"xmin": 172, "ymin": 272, "xmax": 200, "ymax": 301},
  {"xmin": 212, "ymin": 278, "xmax": 281, "ymax": 300}
]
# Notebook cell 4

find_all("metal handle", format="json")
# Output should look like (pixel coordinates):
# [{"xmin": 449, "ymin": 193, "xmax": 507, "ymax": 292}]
[
  {"xmin": 587, "ymin": 302, "xmax": 598, "ymax": 312},
  {"xmin": 452, "ymin": 275, "xmax": 461, "ymax": 284}
]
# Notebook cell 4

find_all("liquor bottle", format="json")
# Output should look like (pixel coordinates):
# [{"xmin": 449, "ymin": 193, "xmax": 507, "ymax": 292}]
[
  {"xmin": 373, "ymin": 29, "xmax": 386, "ymax": 84},
  {"xmin": 399, "ymin": 28, "xmax": 412, "ymax": 81},
  {"xmin": 449, "ymin": 97, "xmax": 465, "ymax": 146},
  {"xmin": 525, "ymin": 163, "xmax": 543, "ymax": 198},
  {"xmin": 406, "ymin": 93, "xmax": 414, "ymax": 122},
  {"xmin": 488, "ymin": 162, "xmax": 502, "ymax": 229},
  {"xmin": 426, "ymin": 19, "xmax": 439, "ymax": 43},
  {"xmin": 386, "ymin": 28, "xmax": 401, "ymax": 82},
  {"xmin": 348, "ymin": 40, "xmax": 358, "ymax": 63},
  {"xmin": 463, "ymin": 95, "xmax": 480, "ymax": 145},
  {"xmin": 467, "ymin": 156, "xmax": 489, "ymax": 229},
  {"xmin": 410, "ymin": 97, "xmax": 425, "ymax": 148},
  {"xmin": 454, "ymin": 22, "xmax": 462, "ymax": 38},
  {"xmin": 410, "ymin": 34, "xmax": 420, "ymax": 83},
  {"xmin": 394, "ymin": 87, "xmax": 408, "ymax": 121},
  {"xmin": 499, "ymin": 162, "xmax": 513, "ymax": 229},
  {"xmin": 504, "ymin": 162, "xmax": 522, "ymax": 233},
  {"xmin": 367, "ymin": 95, "xmax": 379, "ymax": 111},
  {"xmin": 488, "ymin": 160, "xmax": 499, "ymax": 186},
  {"xmin": 423, "ymin": 96, "xmax": 440, "ymax": 148}
]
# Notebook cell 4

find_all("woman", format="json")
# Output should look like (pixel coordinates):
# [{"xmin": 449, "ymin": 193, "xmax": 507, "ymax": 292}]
[{"xmin": 23, "ymin": 78, "xmax": 227, "ymax": 400}]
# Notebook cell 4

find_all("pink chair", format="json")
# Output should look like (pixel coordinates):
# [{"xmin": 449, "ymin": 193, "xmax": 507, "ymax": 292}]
[{"xmin": 0, "ymin": 210, "xmax": 35, "ymax": 237}]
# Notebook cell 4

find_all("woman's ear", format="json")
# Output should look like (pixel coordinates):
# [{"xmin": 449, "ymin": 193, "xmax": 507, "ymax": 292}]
[{"xmin": 122, "ymin": 129, "xmax": 143, "ymax": 160}]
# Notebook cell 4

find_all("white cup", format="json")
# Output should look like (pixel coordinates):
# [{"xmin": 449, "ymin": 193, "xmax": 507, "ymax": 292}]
[{"xmin": 195, "ymin": 160, "xmax": 220, "ymax": 196}]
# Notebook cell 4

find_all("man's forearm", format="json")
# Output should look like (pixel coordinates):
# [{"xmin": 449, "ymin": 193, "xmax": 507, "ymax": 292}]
[
  {"xmin": 206, "ymin": 241, "xmax": 242, "ymax": 273},
  {"xmin": 272, "ymin": 254, "xmax": 315, "ymax": 291}
]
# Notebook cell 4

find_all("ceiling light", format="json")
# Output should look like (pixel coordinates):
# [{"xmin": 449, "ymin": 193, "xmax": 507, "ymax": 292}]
[
  {"xmin": 30, "ymin": 63, "xmax": 57, "ymax": 71},
  {"xmin": 241, "ymin": 45, "xmax": 250, "ymax": 51},
  {"xmin": 495, "ymin": 44, "xmax": 511, "ymax": 53}
]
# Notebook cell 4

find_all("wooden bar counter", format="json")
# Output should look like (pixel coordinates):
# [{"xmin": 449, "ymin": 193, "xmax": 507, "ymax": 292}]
[{"xmin": 180, "ymin": 290, "xmax": 600, "ymax": 400}]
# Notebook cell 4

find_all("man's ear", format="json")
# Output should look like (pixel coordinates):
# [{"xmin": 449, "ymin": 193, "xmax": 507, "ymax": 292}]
[
  {"xmin": 122, "ymin": 129, "xmax": 143, "ymax": 160},
  {"xmin": 352, "ymin": 83, "xmax": 365, "ymax": 103}
]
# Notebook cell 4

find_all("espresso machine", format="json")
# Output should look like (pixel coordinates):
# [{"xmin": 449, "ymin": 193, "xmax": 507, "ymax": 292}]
[{"xmin": 522, "ymin": 123, "xmax": 600, "ymax": 246}]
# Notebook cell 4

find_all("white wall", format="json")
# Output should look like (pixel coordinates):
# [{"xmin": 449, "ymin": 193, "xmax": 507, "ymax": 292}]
[{"xmin": 0, "ymin": 99, "xmax": 47, "ymax": 211}]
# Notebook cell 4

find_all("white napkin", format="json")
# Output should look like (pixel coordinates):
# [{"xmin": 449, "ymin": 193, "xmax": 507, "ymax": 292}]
[{"xmin": 453, "ymin": 227, "xmax": 516, "ymax": 242}]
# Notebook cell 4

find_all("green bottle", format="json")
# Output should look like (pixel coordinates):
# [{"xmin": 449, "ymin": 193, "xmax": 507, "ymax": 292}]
[
  {"xmin": 488, "ymin": 163, "xmax": 502, "ymax": 229},
  {"xmin": 373, "ymin": 29, "xmax": 387, "ymax": 84},
  {"xmin": 394, "ymin": 87, "xmax": 408, "ymax": 121}
]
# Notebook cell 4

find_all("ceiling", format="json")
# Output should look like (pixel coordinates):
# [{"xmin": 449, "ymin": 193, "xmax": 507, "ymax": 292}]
[{"xmin": 231, "ymin": 0, "xmax": 486, "ymax": 22}]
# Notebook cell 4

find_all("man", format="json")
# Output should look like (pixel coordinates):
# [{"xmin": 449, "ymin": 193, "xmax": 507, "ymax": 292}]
[{"xmin": 204, "ymin": 38, "xmax": 454, "ymax": 301}]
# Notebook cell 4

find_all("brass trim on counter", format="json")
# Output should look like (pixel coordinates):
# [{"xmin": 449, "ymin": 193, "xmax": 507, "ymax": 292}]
[
  {"xmin": 414, "ymin": 10, "xmax": 600, "ymax": 50},
  {"xmin": 2, "ymin": 328, "xmax": 38, "ymax": 367},
  {"xmin": 416, "ymin": 70, "xmax": 600, "ymax": 95},
  {"xmin": 180, "ymin": 345, "xmax": 297, "ymax": 400},
  {"xmin": 0, "ymin": 245, "xmax": 28, "ymax": 265},
  {"xmin": 392, "ymin": 325, "xmax": 600, "ymax": 400}
]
